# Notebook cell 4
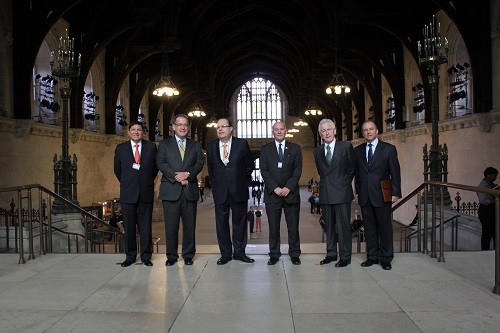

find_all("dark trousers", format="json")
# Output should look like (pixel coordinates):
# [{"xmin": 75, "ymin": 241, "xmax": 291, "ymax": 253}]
[
  {"xmin": 322, "ymin": 202, "xmax": 352, "ymax": 260},
  {"xmin": 360, "ymin": 202, "xmax": 393, "ymax": 263},
  {"xmin": 121, "ymin": 201, "xmax": 153, "ymax": 262},
  {"xmin": 265, "ymin": 200, "xmax": 301, "ymax": 258},
  {"xmin": 478, "ymin": 204, "xmax": 496, "ymax": 250},
  {"xmin": 162, "ymin": 192, "xmax": 197, "ymax": 260},
  {"xmin": 214, "ymin": 195, "xmax": 248, "ymax": 258}
]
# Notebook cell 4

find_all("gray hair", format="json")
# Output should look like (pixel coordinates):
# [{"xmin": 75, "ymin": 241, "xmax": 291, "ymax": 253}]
[{"xmin": 318, "ymin": 118, "xmax": 336, "ymax": 132}]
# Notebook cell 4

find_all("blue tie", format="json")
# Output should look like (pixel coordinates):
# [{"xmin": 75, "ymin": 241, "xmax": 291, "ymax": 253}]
[
  {"xmin": 326, "ymin": 145, "xmax": 332, "ymax": 163},
  {"xmin": 367, "ymin": 143, "xmax": 373, "ymax": 167},
  {"xmin": 278, "ymin": 143, "xmax": 284, "ymax": 162}
]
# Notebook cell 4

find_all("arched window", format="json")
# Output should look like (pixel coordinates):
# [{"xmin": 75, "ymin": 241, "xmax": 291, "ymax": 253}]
[{"xmin": 236, "ymin": 77, "xmax": 283, "ymax": 138}]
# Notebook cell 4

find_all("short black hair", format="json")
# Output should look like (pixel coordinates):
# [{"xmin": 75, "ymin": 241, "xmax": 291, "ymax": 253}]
[
  {"xmin": 129, "ymin": 120, "xmax": 144, "ymax": 131},
  {"xmin": 484, "ymin": 167, "xmax": 499, "ymax": 177}
]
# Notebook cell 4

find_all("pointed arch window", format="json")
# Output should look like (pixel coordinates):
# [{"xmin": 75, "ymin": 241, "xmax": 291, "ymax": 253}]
[{"xmin": 236, "ymin": 77, "xmax": 283, "ymax": 138}]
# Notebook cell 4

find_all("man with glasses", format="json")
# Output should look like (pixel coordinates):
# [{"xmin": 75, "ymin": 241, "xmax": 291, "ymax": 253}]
[
  {"xmin": 206, "ymin": 118, "xmax": 255, "ymax": 265},
  {"xmin": 157, "ymin": 114, "xmax": 204, "ymax": 266},
  {"xmin": 313, "ymin": 118, "xmax": 355, "ymax": 268}
]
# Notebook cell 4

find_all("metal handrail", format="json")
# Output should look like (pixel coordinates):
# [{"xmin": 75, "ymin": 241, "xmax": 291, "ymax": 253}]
[
  {"xmin": 391, "ymin": 180, "xmax": 500, "ymax": 294},
  {"xmin": 0, "ymin": 184, "xmax": 123, "ymax": 262}
]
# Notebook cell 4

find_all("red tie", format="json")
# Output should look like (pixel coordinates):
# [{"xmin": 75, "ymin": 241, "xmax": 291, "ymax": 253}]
[{"xmin": 134, "ymin": 144, "xmax": 140, "ymax": 164}]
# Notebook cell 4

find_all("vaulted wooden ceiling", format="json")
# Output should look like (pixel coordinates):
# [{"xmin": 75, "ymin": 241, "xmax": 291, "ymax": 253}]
[{"xmin": 12, "ymin": 0, "xmax": 492, "ymax": 142}]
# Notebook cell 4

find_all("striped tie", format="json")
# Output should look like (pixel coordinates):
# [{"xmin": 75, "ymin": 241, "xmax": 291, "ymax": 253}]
[{"xmin": 179, "ymin": 139, "xmax": 185, "ymax": 160}]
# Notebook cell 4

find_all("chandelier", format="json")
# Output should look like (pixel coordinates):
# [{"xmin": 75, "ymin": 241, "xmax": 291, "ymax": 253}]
[
  {"xmin": 288, "ymin": 128, "xmax": 299, "ymax": 133},
  {"xmin": 206, "ymin": 120, "xmax": 217, "ymax": 128},
  {"xmin": 294, "ymin": 119, "xmax": 308, "ymax": 126},
  {"xmin": 188, "ymin": 104, "xmax": 206, "ymax": 117},
  {"xmin": 325, "ymin": 73, "xmax": 351, "ymax": 95},
  {"xmin": 304, "ymin": 100, "xmax": 323, "ymax": 116},
  {"xmin": 153, "ymin": 19, "xmax": 179, "ymax": 98},
  {"xmin": 188, "ymin": 66, "xmax": 205, "ymax": 117},
  {"xmin": 153, "ymin": 75, "xmax": 179, "ymax": 97},
  {"xmin": 326, "ymin": 13, "xmax": 350, "ymax": 95}
]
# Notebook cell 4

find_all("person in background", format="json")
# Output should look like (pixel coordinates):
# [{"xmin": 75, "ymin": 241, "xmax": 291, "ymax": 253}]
[
  {"xmin": 206, "ymin": 117, "xmax": 255, "ymax": 265},
  {"xmin": 107, "ymin": 208, "xmax": 123, "ymax": 241},
  {"xmin": 246, "ymin": 207, "xmax": 255, "ymax": 234},
  {"xmin": 354, "ymin": 120, "xmax": 401, "ymax": 270},
  {"xmin": 157, "ymin": 114, "xmax": 204, "ymax": 266},
  {"xmin": 477, "ymin": 167, "xmax": 498, "ymax": 250},
  {"xmin": 255, "ymin": 210, "xmax": 262, "ymax": 232},
  {"xmin": 259, "ymin": 120, "xmax": 303, "ymax": 265},
  {"xmin": 113, "ymin": 121, "xmax": 158, "ymax": 267},
  {"xmin": 314, "ymin": 118, "xmax": 355, "ymax": 268}
]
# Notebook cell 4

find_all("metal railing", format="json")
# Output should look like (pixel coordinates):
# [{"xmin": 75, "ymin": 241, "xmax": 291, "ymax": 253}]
[
  {"xmin": 0, "ymin": 184, "xmax": 123, "ymax": 263},
  {"xmin": 391, "ymin": 181, "xmax": 500, "ymax": 294}
]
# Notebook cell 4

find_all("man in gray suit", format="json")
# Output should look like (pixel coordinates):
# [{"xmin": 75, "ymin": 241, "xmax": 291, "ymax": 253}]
[
  {"xmin": 157, "ymin": 114, "xmax": 204, "ymax": 266},
  {"xmin": 355, "ymin": 120, "xmax": 401, "ymax": 270},
  {"xmin": 260, "ymin": 121, "xmax": 303, "ymax": 265},
  {"xmin": 313, "ymin": 118, "xmax": 355, "ymax": 267}
]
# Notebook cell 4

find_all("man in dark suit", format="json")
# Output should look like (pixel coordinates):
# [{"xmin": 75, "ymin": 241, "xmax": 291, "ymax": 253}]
[
  {"xmin": 157, "ymin": 114, "xmax": 204, "ymax": 266},
  {"xmin": 260, "ymin": 120, "xmax": 303, "ymax": 265},
  {"xmin": 206, "ymin": 117, "xmax": 255, "ymax": 265},
  {"xmin": 313, "ymin": 118, "xmax": 355, "ymax": 268},
  {"xmin": 113, "ymin": 121, "xmax": 159, "ymax": 267},
  {"xmin": 355, "ymin": 120, "xmax": 401, "ymax": 270}
]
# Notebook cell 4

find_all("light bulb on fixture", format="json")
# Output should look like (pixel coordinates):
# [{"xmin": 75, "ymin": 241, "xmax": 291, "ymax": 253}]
[
  {"xmin": 153, "ymin": 76, "xmax": 179, "ymax": 97},
  {"xmin": 294, "ymin": 119, "xmax": 308, "ymax": 126},
  {"xmin": 304, "ymin": 100, "xmax": 323, "ymax": 116}
]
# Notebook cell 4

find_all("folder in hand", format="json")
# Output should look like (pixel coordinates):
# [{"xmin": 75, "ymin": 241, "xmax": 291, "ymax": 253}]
[{"xmin": 380, "ymin": 179, "xmax": 392, "ymax": 202}]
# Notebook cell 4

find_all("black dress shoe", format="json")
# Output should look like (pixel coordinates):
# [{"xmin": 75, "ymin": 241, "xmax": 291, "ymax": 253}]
[
  {"xmin": 234, "ymin": 255, "xmax": 255, "ymax": 263},
  {"xmin": 319, "ymin": 256, "xmax": 337, "ymax": 265},
  {"xmin": 291, "ymin": 257, "xmax": 301, "ymax": 265},
  {"xmin": 184, "ymin": 258, "xmax": 194, "ymax": 265},
  {"xmin": 335, "ymin": 259, "xmax": 351, "ymax": 267},
  {"xmin": 216, "ymin": 256, "xmax": 232, "ymax": 265},
  {"xmin": 142, "ymin": 260, "xmax": 153, "ymax": 267},
  {"xmin": 361, "ymin": 259, "xmax": 379, "ymax": 267},
  {"xmin": 381, "ymin": 262, "xmax": 392, "ymax": 270},
  {"xmin": 267, "ymin": 257, "xmax": 279, "ymax": 265},
  {"xmin": 165, "ymin": 258, "xmax": 178, "ymax": 266},
  {"xmin": 120, "ymin": 260, "xmax": 135, "ymax": 267}
]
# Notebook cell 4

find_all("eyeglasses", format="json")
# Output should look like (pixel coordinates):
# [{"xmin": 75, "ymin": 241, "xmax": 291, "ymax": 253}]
[
  {"xmin": 216, "ymin": 125, "xmax": 231, "ymax": 129},
  {"xmin": 174, "ymin": 123, "xmax": 189, "ymax": 127}
]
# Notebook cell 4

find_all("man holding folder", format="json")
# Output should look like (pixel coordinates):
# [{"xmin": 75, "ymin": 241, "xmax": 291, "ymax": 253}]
[{"xmin": 355, "ymin": 120, "xmax": 401, "ymax": 270}]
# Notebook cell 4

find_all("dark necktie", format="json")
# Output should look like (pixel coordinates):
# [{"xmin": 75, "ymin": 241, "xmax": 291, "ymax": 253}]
[
  {"xmin": 278, "ymin": 143, "xmax": 284, "ymax": 162},
  {"xmin": 367, "ymin": 143, "xmax": 373, "ymax": 167},
  {"xmin": 326, "ymin": 145, "xmax": 332, "ymax": 163}
]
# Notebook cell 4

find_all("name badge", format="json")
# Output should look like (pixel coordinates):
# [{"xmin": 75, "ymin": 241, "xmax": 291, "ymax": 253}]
[
  {"xmin": 277, "ymin": 162, "xmax": 283, "ymax": 168},
  {"xmin": 133, "ymin": 163, "xmax": 141, "ymax": 170}
]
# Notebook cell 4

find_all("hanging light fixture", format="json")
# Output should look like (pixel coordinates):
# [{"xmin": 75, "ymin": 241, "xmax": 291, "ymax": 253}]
[
  {"xmin": 153, "ymin": 17, "xmax": 179, "ymax": 97},
  {"xmin": 188, "ymin": 104, "xmax": 206, "ymax": 117},
  {"xmin": 188, "ymin": 66, "xmax": 205, "ymax": 117},
  {"xmin": 294, "ymin": 118, "xmax": 308, "ymax": 126},
  {"xmin": 206, "ymin": 120, "xmax": 217, "ymax": 128},
  {"xmin": 326, "ymin": 13, "xmax": 350, "ymax": 95},
  {"xmin": 153, "ymin": 52, "xmax": 179, "ymax": 97},
  {"xmin": 304, "ymin": 100, "xmax": 323, "ymax": 116}
]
